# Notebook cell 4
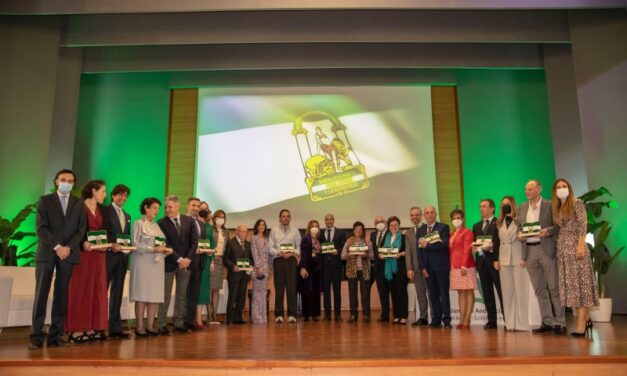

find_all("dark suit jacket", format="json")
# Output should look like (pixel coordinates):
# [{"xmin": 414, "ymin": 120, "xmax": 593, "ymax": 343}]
[
  {"xmin": 471, "ymin": 217, "xmax": 501, "ymax": 268},
  {"xmin": 318, "ymin": 227, "xmax": 346, "ymax": 270},
  {"xmin": 158, "ymin": 215, "xmax": 199, "ymax": 273},
  {"xmin": 223, "ymin": 237, "xmax": 252, "ymax": 281},
  {"xmin": 103, "ymin": 204, "xmax": 131, "ymax": 262},
  {"xmin": 192, "ymin": 218, "xmax": 208, "ymax": 271},
  {"xmin": 35, "ymin": 192, "xmax": 87, "ymax": 264},
  {"xmin": 370, "ymin": 229, "xmax": 389, "ymax": 271},
  {"xmin": 417, "ymin": 222, "xmax": 451, "ymax": 272}
]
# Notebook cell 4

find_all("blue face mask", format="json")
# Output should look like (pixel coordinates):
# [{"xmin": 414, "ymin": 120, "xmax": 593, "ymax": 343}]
[{"xmin": 58, "ymin": 182, "xmax": 73, "ymax": 194}]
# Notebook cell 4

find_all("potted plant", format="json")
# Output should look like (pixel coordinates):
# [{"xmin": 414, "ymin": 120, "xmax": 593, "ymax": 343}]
[
  {"xmin": 0, "ymin": 202, "xmax": 39, "ymax": 266},
  {"xmin": 579, "ymin": 187, "xmax": 624, "ymax": 322}
]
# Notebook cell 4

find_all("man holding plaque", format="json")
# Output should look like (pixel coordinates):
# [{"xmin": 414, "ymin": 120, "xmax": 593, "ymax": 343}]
[
  {"xmin": 417, "ymin": 206, "xmax": 452, "ymax": 328},
  {"xmin": 518, "ymin": 180, "xmax": 565, "ymax": 335},
  {"xmin": 103, "ymin": 184, "xmax": 132, "ymax": 339},
  {"xmin": 223, "ymin": 225, "xmax": 252, "ymax": 324},
  {"xmin": 157, "ymin": 195, "xmax": 199, "ymax": 334},
  {"xmin": 269, "ymin": 209, "xmax": 301, "ymax": 324},
  {"xmin": 405, "ymin": 206, "xmax": 432, "ymax": 326},
  {"xmin": 319, "ymin": 213, "xmax": 346, "ymax": 322},
  {"xmin": 184, "ymin": 197, "xmax": 207, "ymax": 331},
  {"xmin": 472, "ymin": 199, "xmax": 503, "ymax": 330}
]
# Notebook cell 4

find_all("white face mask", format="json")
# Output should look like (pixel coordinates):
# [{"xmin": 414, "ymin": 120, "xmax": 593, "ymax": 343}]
[
  {"xmin": 375, "ymin": 223, "xmax": 386, "ymax": 232},
  {"xmin": 556, "ymin": 187, "xmax": 569, "ymax": 200},
  {"xmin": 310, "ymin": 226, "xmax": 319, "ymax": 236},
  {"xmin": 215, "ymin": 218, "xmax": 225, "ymax": 226},
  {"xmin": 452, "ymin": 219, "xmax": 463, "ymax": 228}
]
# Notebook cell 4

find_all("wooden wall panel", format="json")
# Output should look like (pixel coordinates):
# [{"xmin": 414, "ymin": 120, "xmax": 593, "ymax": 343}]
[
  {"xmin": 431, "ymin": 86, "xmax": 465, "ymax": 219},
  {"xmin": 166, "ymin": 88, "xmax": 198, "ymax": 199}
]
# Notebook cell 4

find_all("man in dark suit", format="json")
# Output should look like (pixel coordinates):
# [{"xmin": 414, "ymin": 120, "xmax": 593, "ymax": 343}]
[
  {"xmin": 29, "ymin": 169, "xmax": 86, "ymax": 349},
  {"xmin": 156, "ymin": 195, "xmax": 198, "ymax": 334},
  {"xmin": 418, "ymin": 205, "xmax": 452, "ymax": 328},
  {"xmin": 318, "ymin": 213, "xmax": 346, "ymax": 322},
  {"xmin": 472, "ymin": 198, "xmax": 504, "ymax": 329},
  {"xmin": 223, "ymin": 225, "xmax": 252, "ymax": 324},
  {"xmin": 184, "ymin": 197, "xmax": 207, "ymax": 330},
  {"xmin": 103, "ymin": 184, "xmax": 132, "ymax": 339},
  {"xmin": 370, "ymin": 215, "xmax": 390, "ymax": 322}
]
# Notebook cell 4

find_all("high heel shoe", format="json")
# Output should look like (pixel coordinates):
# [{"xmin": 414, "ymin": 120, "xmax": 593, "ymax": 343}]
[
  {"xmin": 193, "ymin": 321, "xmax": 206, "ymax": 330},
  {"xmin": 68, "ymin": 332, "xmax": 91, "ymax": 344},
  {"xmin": 570, "ymin": 320, "xmax": 593, "ymax": 338}
]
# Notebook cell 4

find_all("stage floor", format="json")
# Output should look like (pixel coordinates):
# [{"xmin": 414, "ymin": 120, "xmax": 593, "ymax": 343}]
[{"xmin": 1, "ymin": 313, "xmax": 626, "ymax": 375}]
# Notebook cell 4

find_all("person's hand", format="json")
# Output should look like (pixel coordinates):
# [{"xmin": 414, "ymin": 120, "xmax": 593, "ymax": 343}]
[
  {"xmin": 233, "ymin": 266, "xmax": 240, "ymax": 272},
  {"xmin": 517, "ymin": 233, "xmax": 526, "ymax": 241},
  {"xmin": 210, "ymin": 262, "xmax": 215, "ymax": 272},
  {"xmin": 576, "ymin": 238, "xmax": 587, "ymax": 259},
  {"xmin": 494, "ymin": 261, "xmax": 501, "ymax": 270},
  {"xmin": 421, "ymin": 268, "xmax": 429, "ymax": 279},
  {"xmin": 538, "ymin": 229, "xmax": 549, "ymax": 238},
  {"xmin": 180, "ymin": 258, "xmax": 191, "ymax": 268},
  {"xmin": 300, "ymin": 268, "xmax": 309, "ymax": 279},
  {"xmin": 55, "ymin": 246, "xmax": 71, "ymax": 260},
  {"xmin": 196, "ymin": 248, "xmax": 203, "ymax": 254},
  {"xmin": 481, "ymin": 244, "xmax": 493, "ymax": 252},
  {"xmin": 83, "ymin": 241, "xmax": 92, "ymax": 252},
  {"xmin": 461, "ymin": 268, "xmax": 467, "ymax": 277},
  {"xmin": 393, "ymin": 254, "xmax": 400, "ymax": 259},
  {"xmin": 281, "ymin": 252, "xmax": 291, "ymax": 259},
  {"xmin": 331, "ymin": 250, "xmax": 338, "ymax": 255},
  {"xmin": 407, "ymin": 270, "xmax": 414, "ymax": 280},
  {"xmin": 418, "ymin": 239, "xmax": 428, "ymax": 248},
  {"xmin": 520, "ymin": 260, "xmax": 527, "ymax": 268},
  {"xmin": 164, "ymin": 247, "xmax": 173, "ymax": 256},
  {"xmin": 111, "ymin": 243, "xmax": 122, "ymax": 253}
]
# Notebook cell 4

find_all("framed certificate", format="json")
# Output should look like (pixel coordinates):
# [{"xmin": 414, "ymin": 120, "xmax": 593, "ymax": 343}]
[
  {"xmin": 349, "ymin": 245, "xmax": 368, "ymax": 256},
  {"xmin": 321, "ymin": 242, "xmax": 337, "ymax": 254},
  {"xmin": 116, "ymin": 234, "xmax": 137, "ymax": 253},
  {"xmin": 472, "ymin": 235, "xmax": 493, "ymax": 248},
  {"xmin": 521, "ymin": 222, "xmax": 542, "ymax": 237},
  {"xmin": 198, "ymin": 239, "xmax": 214, "ymax": 253},
  {"xmin": 154, "ymin": 236, "xmax": 173, "ymax": 253},
  {"xmin": 423, "ymin": 231, "xmax": 442, "ymax": 244},
  {"xmin": 280, "ymin": 243, "xmax": 295, "ymax": 253},
  {"xmin": 236, "ymin": 258, "xmax": 253, "ymax": 272},
  {"xmin": 378, "ymin": 247, "xmax": 399, "ymax": 258},
  {"xmin": 88, "ymin": 230, "xmax": 112, "ymax": 250}
]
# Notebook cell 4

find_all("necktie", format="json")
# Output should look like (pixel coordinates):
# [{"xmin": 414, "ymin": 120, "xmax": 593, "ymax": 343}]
[
  {"xmin": 414, "ymin": 226, "xmax": 418, "ymax": 237},
  {"xmin": 326, "ymin": 228, "xmax": 331, "ymax": 242},
  {"xmin": 117, "ymin": 207, "xmax": 126, "ymax": 232},
  {"xmin": 376, "ymin": 231, "xmax": 382, "ymax": 246},
  {"xmin": 60, "ymin": 195, "xmax": 68, "ymax": 215},
  {"xmin": 239, "ymin": 239, "xmax": 244, "ymax": 249},
  {"xmin": 173, "ymin": 217, "xmax": 182, "ymax": 238},
  {"xmin": 482, "ymin": 219, "xmax": 489, "ymax": 233},
  {"xmin": 428, "ymin": 225, "xmax": 433, "ymax": 234}
]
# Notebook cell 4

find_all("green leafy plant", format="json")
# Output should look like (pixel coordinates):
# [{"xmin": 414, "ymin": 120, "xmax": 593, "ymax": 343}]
[
  {"xmin": 0, "ymin": 202, "xmax": 39, "ymax": 266},
  {"xmin": 579, "ymin": 187, "xmax": 624, "ymax": 298}
]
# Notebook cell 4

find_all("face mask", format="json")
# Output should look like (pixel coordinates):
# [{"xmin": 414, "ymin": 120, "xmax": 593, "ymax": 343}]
[
  {"xmin": 556, "ymin": 187, "xmax": 569, "ymax": 200},
  {"xmin": 375, "ymin": 223, "xmax": 386, "ymax": 232},
  {"xmin": 452, "ymin": 219, "xmax": 463, "ymax": 228},
  {"xmin": 215, "ymin": 218, "xmax": 225, "ymax": 226},
  {"xmin": 502, "ymin": 204, "xmax": 512, "ymax": 215},
  {"xmin": 198, "ymin": 209, "xmax": 209, "ymax": 218},
  {"xmin": 310, "ymin": 227, "xmax": 319, "ymax": 236},
  {"xmin": 58, "ymin": 182, "xmax": 73, "ymax": 194}
]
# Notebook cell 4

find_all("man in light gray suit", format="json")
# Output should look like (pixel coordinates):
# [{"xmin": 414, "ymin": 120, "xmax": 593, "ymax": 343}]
[
  {"xmin": 405, "ymin": 206, "xmax": 432, "ymax": 326},
  {"xmin": 518, "ymin": 179, "xmax": 566, "ymax": 335}
]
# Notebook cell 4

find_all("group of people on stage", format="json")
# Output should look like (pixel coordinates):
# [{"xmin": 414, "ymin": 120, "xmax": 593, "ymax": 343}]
[{"xmin": 28, "ymin": 169, "xmax": 598, "ymax": 349}]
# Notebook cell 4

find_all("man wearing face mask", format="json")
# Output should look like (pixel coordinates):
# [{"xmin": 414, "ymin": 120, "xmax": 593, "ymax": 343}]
[
  {"xmin": 319, "ymin": 213, "xmax": 346, "ymax": 322},
  {"xmin": 370, "ymin": 216, "xmax": 390, "ymax": 322},
  {"xmin": 518, "ymin": 180, "xmax": 565, "ymax": 335},
  {"xmin": 269, "ymin": 209, "xmax": 301, "ymax": 323},
  {"xmin": 30, "ymin": 169, "xmax": 87, "ymax": 349},
  {"xmin": 472, "ymin": 199, "xmax": 503, "ymax": 330},
  {"xmin": 405, "ymin": 207, "xmax": 432, "ymax": 326}
]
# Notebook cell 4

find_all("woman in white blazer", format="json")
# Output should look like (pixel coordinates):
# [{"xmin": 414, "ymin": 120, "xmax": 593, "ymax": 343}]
[{"xmin": 494, "ymin": 196, "xmax": 530, "ymax": 331}]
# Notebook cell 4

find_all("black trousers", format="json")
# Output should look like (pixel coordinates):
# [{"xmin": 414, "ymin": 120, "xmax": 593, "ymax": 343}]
[
  {"xmin": 426, "ymin": 269, "xmax": 451, "ymax": 325},
  {"xmin": 321, "ymin": 256, "xmax": 342, "ymax": 318},
  {"xmin": 30, "ymin": 259, "xmax": 74, "ymax": 345},
  {"xmin": 477, "ymin": 254, "xmax": 504, "ymax": 325},
  {"xmin": 226, "ymin": 275, "xmax": 249, "ymax": 322},
  {"xmin": 273, "ymin": 257, "xmax": 297, "ymax": 317},
  {"xmin": 384, "ymin": 261, "xmax": 408, "ymax": 320},
  {"xmin": 374, "ymin": 262, "xmax": 390, "ymax": 320},
  {"xmin": 185, "ymin": 256, "xmax": 206, "ymax": 326},
  {"xmin": 348, "ymin": 271, "xmax": 370, "ymax": 318},
  {"xmin": 106, "ymin": 253, "xmax": 128, "ymax": 334}
]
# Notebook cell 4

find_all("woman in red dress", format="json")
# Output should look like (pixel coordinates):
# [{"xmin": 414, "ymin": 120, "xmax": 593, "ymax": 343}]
[
  {"xmin": 65, "ymin": 180, "xmax": 109, "ymax": 343},
  {"xmin": 449, "ymin": 209, "xmax": 476, "ymax": 329}
]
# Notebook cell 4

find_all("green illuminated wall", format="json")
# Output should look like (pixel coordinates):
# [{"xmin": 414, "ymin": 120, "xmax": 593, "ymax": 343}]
[
  {"xmin": 456, "ymin": 69, "xmax": 555, "ymax": 226},
  {"xmin": 73, "ymin": 72, "xmax": 171, "ymax": 221}
]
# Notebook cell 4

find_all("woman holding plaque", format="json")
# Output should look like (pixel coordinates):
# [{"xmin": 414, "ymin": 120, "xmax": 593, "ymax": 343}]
[
  {"xmin": 341, "ymin": 221, "xmax": 373, "ymax": 323},
  {"xmin": 380, "ymin": 216, "xmax": 408, "ymax": 324},
  {"xmin": 65, "ymin": 180, "xmax": 110, "ymax": 343},
  {"xmin": 251, "ymin": 219, "xmax": 272, "ymax": 323},
  {"xmin": 495, "ymin": 196, "xmax": 530, "ymax": 331},
  {"xmin": 195, "ymin": 201, "xmax": 215, "ymax": 327},
  {"xmin": 551, "ymin": 178, "xmax": 598, "ymax": 337},
  {"xmin": 209, "ymin": 210, "xmax": 228, "ymax": 323},
  {"xmin": 449, "ymin": 209, "xmax": 476, "ymax": 329},
  {"xmin": 130, "ymin": 197, "xmax": 172, "ymax": 337},
  {"xmin": 298, "ymin": 220, "xmax": 322, "ymax": 322}
]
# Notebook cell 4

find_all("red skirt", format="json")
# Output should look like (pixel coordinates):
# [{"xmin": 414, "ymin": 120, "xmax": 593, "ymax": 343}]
[{"xmin": 65, "ymin": 251, "xmax": 109, "ymax": 332}]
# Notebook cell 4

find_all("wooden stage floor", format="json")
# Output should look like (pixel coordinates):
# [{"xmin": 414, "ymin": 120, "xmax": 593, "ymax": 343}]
[{"xmin": 1, "ymin": 313, "xmax": 626, "ymax": 375}]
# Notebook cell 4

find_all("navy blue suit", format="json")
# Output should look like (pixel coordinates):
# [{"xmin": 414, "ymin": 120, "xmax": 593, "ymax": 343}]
[{"xmin": 417, "ymin": 222, "xmax": 451, "ymax": 326}]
